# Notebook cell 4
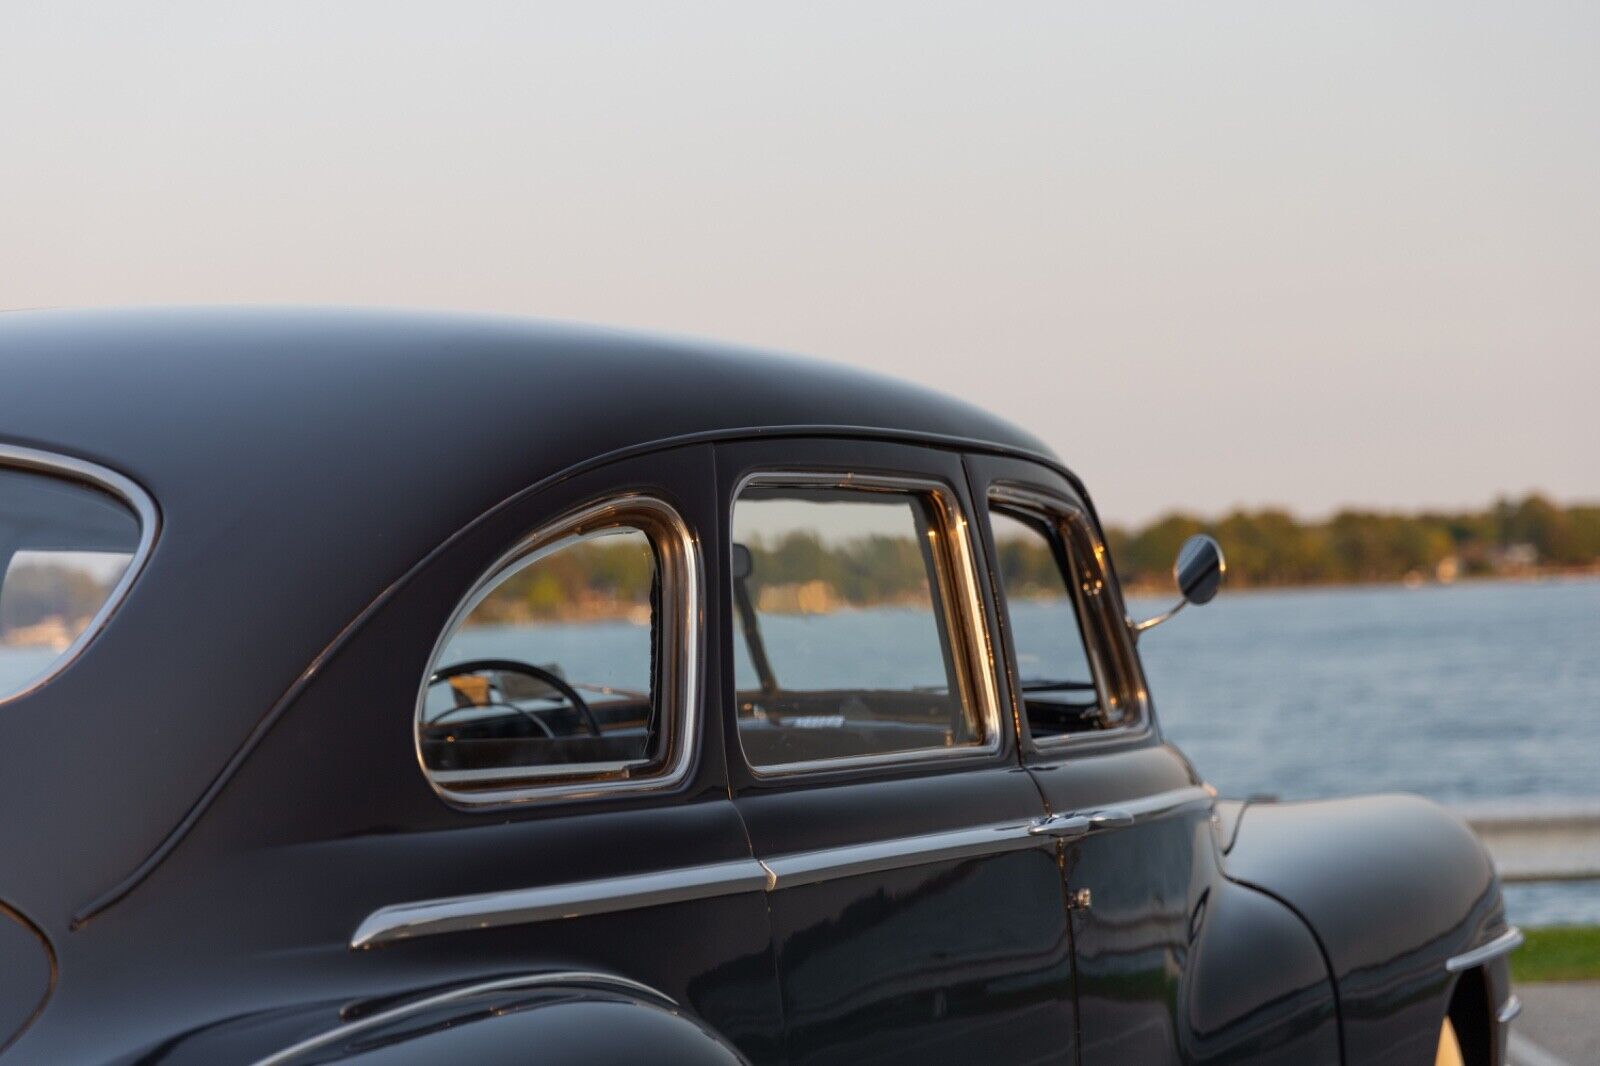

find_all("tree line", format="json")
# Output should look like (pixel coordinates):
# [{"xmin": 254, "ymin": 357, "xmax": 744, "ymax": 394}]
[
  {"xmin": 349, "ymin": 491, "xmax": 1600, "ymax": 631},
  {"xmin": 1105, "ymin": 494, "xmax": 1600, "ymax": 590}
]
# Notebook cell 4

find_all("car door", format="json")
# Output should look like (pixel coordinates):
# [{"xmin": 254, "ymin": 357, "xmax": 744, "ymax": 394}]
[
  {"xmin": 716, "ymin": 438, "xmax": 1078, "ymax": 1066},
  {"xmin": 966, "ymin": 453, "xmax": 1216, "ymax": 1065}
]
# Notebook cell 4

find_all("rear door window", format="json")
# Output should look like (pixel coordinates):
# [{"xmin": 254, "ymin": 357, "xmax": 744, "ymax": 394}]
[{"xmin": 731, "ymin": 476, "xmax": 997, "ymax": 771}]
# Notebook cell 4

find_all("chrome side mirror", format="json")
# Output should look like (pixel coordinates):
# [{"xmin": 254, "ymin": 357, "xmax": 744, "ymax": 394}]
[{"xmin": 1131, "ymin": 534, "xmax": 1226, "ymax": 638}]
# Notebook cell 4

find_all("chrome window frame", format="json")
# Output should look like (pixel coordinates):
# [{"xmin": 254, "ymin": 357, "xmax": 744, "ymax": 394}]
[
  {"xmin": 0, "ymin": 443, "xmax": 161, "ymax": 706},
  {"xmin": 414, "ymin": 493, "xmax": 702, "ymax": 808},
  {"xmin": 986, "ymin": 483, "xmax": 1153, "ymax": 750},
  {"xmin": 729, "ymin": 470, "xmax": 1004, "ymax": 778}
]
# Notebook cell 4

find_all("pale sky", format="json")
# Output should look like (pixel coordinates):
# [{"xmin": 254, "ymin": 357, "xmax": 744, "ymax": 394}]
[{"xmin": 3, "ymin": 2, "xmax": 1596, "ymax": 524}]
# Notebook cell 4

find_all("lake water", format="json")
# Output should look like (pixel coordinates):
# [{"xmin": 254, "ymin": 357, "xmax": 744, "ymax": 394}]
[
  {"xmin": 3, "ymin": 577, "xmax": 1595, "ymax": 923},
  {"xmin": 1128, "ymin": 577, "xmax": 1600, "ymax": 926}
]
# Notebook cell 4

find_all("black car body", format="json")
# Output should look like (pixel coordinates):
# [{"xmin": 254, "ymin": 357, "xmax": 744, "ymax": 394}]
[{"xmin": 0, "ymin": 308, "xmax": 1519, "ymax": 1064}]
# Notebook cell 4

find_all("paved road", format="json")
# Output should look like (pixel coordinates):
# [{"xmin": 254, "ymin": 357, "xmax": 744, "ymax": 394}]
[{"xmin": 1512, "ymin": 982, "xmax": 1600, "ymax": 1066}]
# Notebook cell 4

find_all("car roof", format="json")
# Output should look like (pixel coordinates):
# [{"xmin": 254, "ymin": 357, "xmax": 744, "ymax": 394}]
[{"xmin": 2, "ymin": 305, "xmax": 1053, "ymax": 509}]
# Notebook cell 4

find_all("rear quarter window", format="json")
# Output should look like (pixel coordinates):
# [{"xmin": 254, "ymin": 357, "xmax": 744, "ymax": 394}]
[
  {"xmin": 416, "ymin": 494, "xmax": 700, "ymax": 805},
  {"xmin": 0, "ymin": 449, "xmax": 155, "ymax": 702}
]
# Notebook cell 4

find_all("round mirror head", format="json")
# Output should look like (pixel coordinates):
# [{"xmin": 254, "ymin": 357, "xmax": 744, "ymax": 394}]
[{"xmin": 1174, "ymin": 534, "xmax": 1225, "ymax": 606}]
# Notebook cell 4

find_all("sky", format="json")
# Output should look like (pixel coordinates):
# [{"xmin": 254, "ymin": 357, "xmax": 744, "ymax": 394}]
[{"xmin": 3, "ymin": 2, "xmax": 1596, "ymax": 525}]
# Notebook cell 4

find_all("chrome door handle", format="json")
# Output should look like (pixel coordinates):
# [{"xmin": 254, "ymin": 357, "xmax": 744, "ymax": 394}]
[
  {"xmin": 1088, "ymin": 808, "xmax": 1134, "ymax": 830},
  {"xmin": 1028, "ymin": 814, "xmax": 1091, "ymax": 839}
]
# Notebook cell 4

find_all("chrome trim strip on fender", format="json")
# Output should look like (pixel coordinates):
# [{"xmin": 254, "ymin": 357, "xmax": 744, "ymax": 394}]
[
  {"xmin": 351, "ymin": 859, "xmax": 769, "ymax": 949},
  {"xmin": 251, "ymin": 971, "xmax": 677, "ymax": 1066},
  {"xmin": 0, "ymin": 444, "xmax": 161, "ymax": 707},
  {"xmin": 1497, "ymin": 994, "xmax": 1523, "ymax": 1025},
  {"xmin": 1445, "ymin": 926, "xmax": 1525, "ymax": 972}
]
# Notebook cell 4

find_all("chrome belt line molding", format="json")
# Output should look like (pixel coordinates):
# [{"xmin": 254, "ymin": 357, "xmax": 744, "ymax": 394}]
[
  {"xmin": 762, "ymin": 819, "xmax": 1045, "ymax": 890},
  {"xmin": 1444, "ymin": 926, "xmax": 1524, "ymax": 973},
  {"xmin": 349, "ymin": 785, "xmax": 1214, "ymax": 949}
]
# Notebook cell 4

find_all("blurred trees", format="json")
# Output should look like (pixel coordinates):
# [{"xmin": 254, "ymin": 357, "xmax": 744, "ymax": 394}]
[
  {"xmin": 1108, "ymin": 494, "xmax": 1600, "ymax": 589},
  {"xmin": 443, "ymin": 493, "xmax": 1600, "ymax": 627}
]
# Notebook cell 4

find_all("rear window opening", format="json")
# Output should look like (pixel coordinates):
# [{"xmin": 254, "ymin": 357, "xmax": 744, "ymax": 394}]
[{"xmin": 0, "ymin": 453, "xmax": 153, "ymax": 702}]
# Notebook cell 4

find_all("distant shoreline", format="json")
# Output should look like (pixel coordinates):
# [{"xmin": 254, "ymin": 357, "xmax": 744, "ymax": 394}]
[{"xmin": 1120, "ymin": 567, "xmax": 1600, "ymax": 600}]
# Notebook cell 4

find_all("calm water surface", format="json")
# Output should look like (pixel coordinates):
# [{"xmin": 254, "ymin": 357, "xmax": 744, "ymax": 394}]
[
  {"xmin": 1130, "ymin": 577, "xmax": 1600, "ymax": 926},
  {"xmin": 1128, "ymin": 577, "xmax": 1600, "ymax": 805}
]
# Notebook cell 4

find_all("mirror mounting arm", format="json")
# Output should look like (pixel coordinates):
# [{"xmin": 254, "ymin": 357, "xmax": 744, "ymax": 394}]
[{"xmin": 1129, "ymin": 599, "xmax": 1185, "ymax": 640}]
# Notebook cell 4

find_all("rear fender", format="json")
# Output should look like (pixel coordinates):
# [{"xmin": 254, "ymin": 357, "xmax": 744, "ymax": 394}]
[{"xmin": 245, "ymin": 972, "xmax": 749, "ymax": 1066}]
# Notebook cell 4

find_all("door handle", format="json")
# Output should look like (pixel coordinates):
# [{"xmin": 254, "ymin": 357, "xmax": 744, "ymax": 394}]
[
  {"xmin": 1088, "ymin": 808, "xmax": 1134, "ymax": 830},
  {"xmin": 1028, "ymin": 814, "xmax": 1091, "ymax": 839}
]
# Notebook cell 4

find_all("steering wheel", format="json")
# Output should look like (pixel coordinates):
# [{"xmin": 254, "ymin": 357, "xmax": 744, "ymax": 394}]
[{"xmin": 428, "ymin": 658, "xmax": 602, "ymax": 738}]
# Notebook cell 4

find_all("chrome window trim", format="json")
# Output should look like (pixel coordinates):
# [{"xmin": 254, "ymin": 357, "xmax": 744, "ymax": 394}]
[
  {"xmin": 251, "ymin": 971, "xmax": 677, "ymax": 1065},
  {"xmin": 986, "ymin": 482, "xmax": 1154, "ymax": 751},
  {"xmin": 1496, "ymin": 994, "xmax": 1522, "ymax": 1025},
  {"xmin": 1444, "ymin": 925, "xmax": 1524, "ymax": 973},
  {"xmin": 728, "ymin": 470, "xmax": 1005, "ymax": 778},
  {"xmin": 0, "ymin": 443, "xmax": 161, "ymax": 707},
  {"xmin": 414, "ymin": 493, "xmax": 702, "ymax": 808}
]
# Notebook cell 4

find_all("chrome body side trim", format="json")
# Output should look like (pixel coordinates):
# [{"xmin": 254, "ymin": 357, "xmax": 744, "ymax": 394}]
[
  {"xmin": 351, "ymin": 859, "xmax": 769, "ymax": 949},
  {"xmin": 729, "ymin": 470, "xmax": 1005, "ymax": 777},
  {"xmin": 1497, "ymin": 994, "xmax": 1522, "ymax": 1025},
  {"xmin": 350, "ymin": 787, "xmax": 1213, "ymax": 949},
  {"xmin": 414, "ymin": 493, "xmax": 702, "ymax": 808},
  {"xmin": 1029, "ymin": 785, "xmax": 1214, "ymax": 839},
  {"xmin": 1445, "ymin": 926, "xmax": 1524, "ymax": 972},
  {"xmin": 0, "ymin": 444, "xmax": 161, "ymax": 706},
  {"xmin": 762, "ymin": 818, "xmax": 1049, "ymax": 890},
  {"xmin": 1098, "ymin": 784, "xmax": 1214, "ymax": 822},
  {"xmin": 250, "ymin": 971, "xmax": 677, "ymax": 1066}
]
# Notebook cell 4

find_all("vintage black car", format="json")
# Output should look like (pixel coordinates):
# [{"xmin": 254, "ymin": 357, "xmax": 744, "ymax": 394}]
[{"xmin": 0, "ymin": 308, "xmax": 1519, "ymax": 1065}]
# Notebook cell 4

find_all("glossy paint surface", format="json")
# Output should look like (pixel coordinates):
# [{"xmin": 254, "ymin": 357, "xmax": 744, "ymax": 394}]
[
  {"xmin": 968, "ymin": 453, "xmax": 1341, "ymax": 1065},
  {"xmin": 719, "ymin": 439, "xmax": 1075, "ymax": 1065},
  {"xmin": 0, "ymin": 310, "xmax": 1513, "ymax": 1063},
  {"xmin": 1224, "ymin": 795, "xmax": 1509, "ymax": 1065}
]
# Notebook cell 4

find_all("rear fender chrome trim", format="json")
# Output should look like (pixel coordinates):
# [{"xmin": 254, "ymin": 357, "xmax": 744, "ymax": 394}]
[
  {"xmin": 351, "ymin": 859, "xmax": 769, "ymax": 949},
  {"xmin": 1445, "ymin": 926, "xmax": 1524, "ymax": 973},
  {"xmin": 250, "ymin": 971, "xmax": 676, "ymax": 1066}
]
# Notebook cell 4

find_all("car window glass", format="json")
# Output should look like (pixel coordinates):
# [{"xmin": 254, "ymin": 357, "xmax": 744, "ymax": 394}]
[
  {"xmin": 1, "ymin": 465, "xmax": 142, "ymax": 700},
  {"xmin": 989, "ymin": 507, "xmax": 1109, "ymax": 737},
  {"xmin": 732, "ymin": 483, "xmax": 986, "ymax": 768},
  {"xmin": 419, "ymin": 526, "xmax": 662, "ymax": 787}
]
